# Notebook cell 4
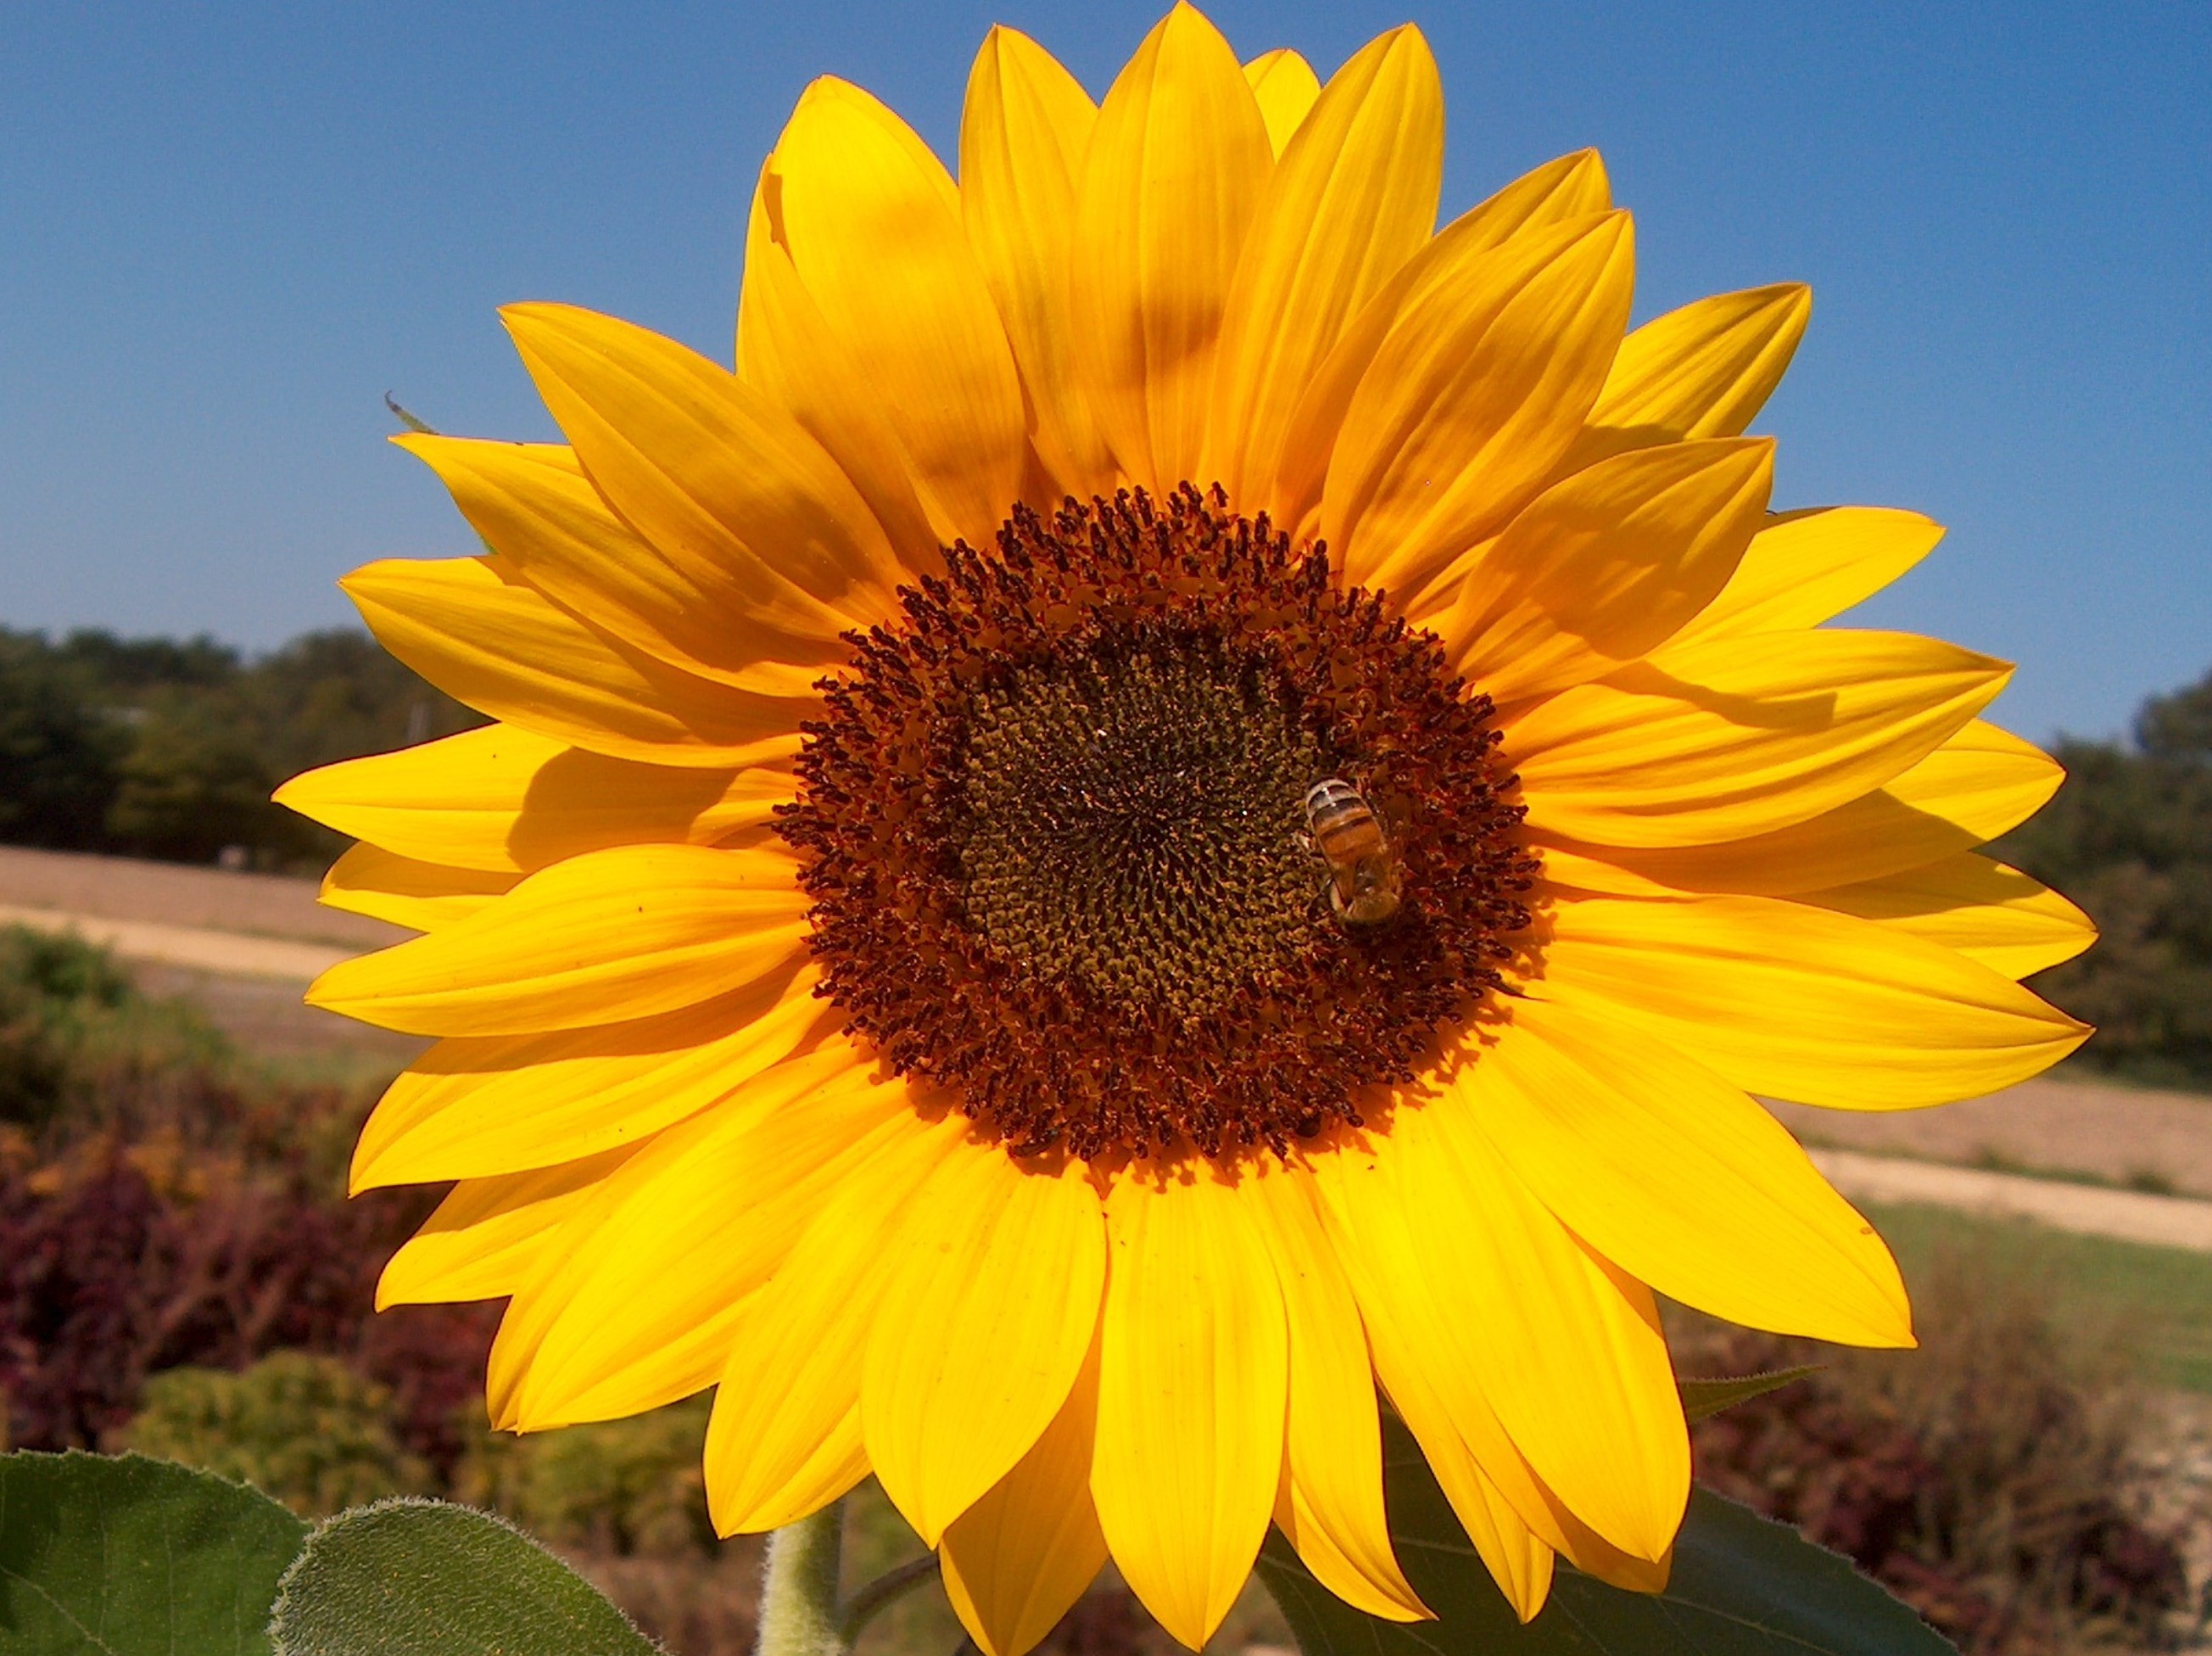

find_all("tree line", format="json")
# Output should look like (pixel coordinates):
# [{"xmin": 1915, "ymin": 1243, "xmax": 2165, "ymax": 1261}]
[
  {"xmin": 0, "ymin": 626, "xmax": 482, "ymax": 869},
  {"xmin": 1995, "ymin": 669, "xmax": 2212, "ymax": 1089}
]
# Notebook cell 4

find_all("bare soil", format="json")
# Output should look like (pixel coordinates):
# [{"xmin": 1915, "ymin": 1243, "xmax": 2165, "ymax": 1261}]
[
  {"xmin": 1773, "ymin": 1076, "xmax": 2212, "ymax": 1201},
  {"xmin": 0, "ymin": 845, "xmax": 418, "ymax": 1062},
  {"xmin": 0, "ymin": 844, "xmax": 400, "ymax": 948},
  {"xmin": 1810, "ymin": 1147, "xmax": 2212, "ymax": 1252}
]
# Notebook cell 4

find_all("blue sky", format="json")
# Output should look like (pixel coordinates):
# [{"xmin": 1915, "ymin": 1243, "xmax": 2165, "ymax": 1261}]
[{"xmin": 1, "ymin": 1, "xmax": 2204, "ymax": 742}]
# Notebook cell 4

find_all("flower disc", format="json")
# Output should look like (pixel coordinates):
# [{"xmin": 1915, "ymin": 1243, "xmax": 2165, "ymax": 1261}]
[{"xmin": 783, "ymin": 487, "xmax": 1536, "ymax": 1159}]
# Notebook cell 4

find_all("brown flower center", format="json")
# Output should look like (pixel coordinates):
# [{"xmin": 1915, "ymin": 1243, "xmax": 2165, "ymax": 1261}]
[{"xmin": 778, "ymin": 487, "xmax": 1537, "ymax": 1161}]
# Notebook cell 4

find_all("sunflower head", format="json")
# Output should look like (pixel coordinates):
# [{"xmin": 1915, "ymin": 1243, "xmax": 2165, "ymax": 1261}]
[{"xmin": 280, "ymin": 8, "xmax": 2092, "ymax": 1653}]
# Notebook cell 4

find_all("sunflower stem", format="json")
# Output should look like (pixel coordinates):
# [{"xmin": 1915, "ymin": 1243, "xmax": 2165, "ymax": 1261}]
[
  {"xmin": 837, "ymin": 1553, "xmax": 942, "ymax": 1646},
  {"xmin": 756, "ymin": 1503, "xmax": 847, "ymax": 1656}
]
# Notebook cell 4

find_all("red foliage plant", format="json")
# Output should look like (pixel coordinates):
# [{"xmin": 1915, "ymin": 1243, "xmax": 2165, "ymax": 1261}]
[
  {"xmin": 0, "ymin": 1142, "xmax": 494, "ymax": 1469},
  {"xmin": 1684, "ymin": 1288, "xmax": 2192, "ymax": 1656}
]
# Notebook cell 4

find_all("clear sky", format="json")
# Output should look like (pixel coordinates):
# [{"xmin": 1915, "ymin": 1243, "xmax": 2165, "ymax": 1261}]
[{"xmin": 1, "ymin": 2, "xmax": 2204, "ymax": 743}]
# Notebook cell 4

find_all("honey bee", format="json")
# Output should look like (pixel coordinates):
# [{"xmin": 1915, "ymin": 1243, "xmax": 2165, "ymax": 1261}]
[{"xmin": 1304, "ymin": 777, "xmax": 1404, "ymax": 927}]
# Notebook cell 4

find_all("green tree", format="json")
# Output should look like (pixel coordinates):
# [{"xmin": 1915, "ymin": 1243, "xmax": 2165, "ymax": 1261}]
[
  {"xmin": 0, "ymin": 631, "xmax": 127, "ymax": 848},
  {"xmin": 1997, "ymin": 668, "xmax": 2212, "ymax": 1088},
  {"xmin": 113, "ymin": 1353, "xmax": 433, "ymax": 1519},
  {"xmin": 0, "ymin": 622, "xmax": 482, "ymax": 868},
  {"xmin": 105, "ymin": 692, "xmax": 289, "ymax": 862},
  {"xmin": 238, "ymin": 629, "xmax": 482, "ymax": 783},
  {"xmin": 54, "ymin": 629, "xmax": 238, "ymax": 693}
]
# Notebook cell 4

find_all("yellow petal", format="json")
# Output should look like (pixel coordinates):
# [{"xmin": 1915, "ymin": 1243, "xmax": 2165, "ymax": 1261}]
[
  {"xmin": 941, "ymin": 1340, "xmax": 1110, "ymax": 1656},
  {"xmin": 1306, "ymin": 1128, "xmax": 1569, "ymax": 1615},
  {"xmin": 1243, "ymin": 49, "xmax": 1321, "ymax": 155},
  {"xmin": 1269, "ymin": 149, "xmax": 1612, "ymax": 529},
  {"xmin": 1510, "ymin": 629, "xmax": 2012, "ymax": 849},
  {"xmin": 764, "ymin": 77, "xmax": 1027, "ymax": 546},
  {"xmin": 1670, "ymin": 506, "xmax": 1947, "ymax": 647},
  {"xmin": 1439, "ymin": 437, "xmax": 1774, "ymax": 703},
  {"xmin": 1245, "ymin": 1164, "xmax": 1427, "ymax": 1621},
  {"xmin": 1468, "ymin": 999, "xmax": 1913, "ymax": 1346},
  {"xmin": 495, "ymin": 1041, "xmax": 914, "ymax": 1430},
  {"xmin": 1441, "ymin": 148, "xmax": 1613, "ymax": 247},
  {"xmin": 1552, "ymin": 1523, "xmax": 1673, "ymax": 1596},
  {"xmin": 341, "ymin": 557, "xmax": 808, "ymax": 770},
  {"xmin": 396, "ymin": 435, "xmax": 834, "ymax": 694},
  {"xmin": 1533, "ymin": 718, "xmax": 2064, "ymax": 896},
  {"xmin": 864, "ymin": 1148, "xmax": 1105, "ymax": 1546},
  {"xmin": 1324, "ymin": 1162, "xmax": 1667, "ymax": 1605},
  {"xmin": 738, "ymin": 169, "xmax": 943, "ymax": 576},
  {"xmin": 503, "ymin": 302, "xmax": 907, "ymax": 630},
  {"xmin": 305, "ymin": 842, "xmax": 808, "ymax": 1037},
  {"xmin": 349, "ymin": 965, "xmax": 833, "ymax": 1190},
  {"xmin": 1801, "ymin": 853, "xmax": 2097, "ymax": 980},
  {"xmin": 717, "ymin": 1420, "xmax": 869, "ymax": 1541},
  {"xmin": 377, "ymin": 1146, "xmax": 637, "ymax": 1310},
  {"xmin": 1539, "ymin": 892, "xmax": 2091, "ymax": 1108},
  {"xmin": 276, "ymin": 724, "xmax": 796, "ymax": 876},
  {"xmin": 705, "ymin": 1104, "xmax": 972, "ymax": 1532},
  {"xmin": 1371, "ymin": 1369, "xmax": 1557, "ymax": 1621},
  {"xmin": 1323, "ymin": 211, "xmax": 1636, "ymax": 597},
  {"xmin": 1314, "ymin": 1109, "xmax": 1688, "ymax": 1562},
  {"xmin": 1070, "ymin": 3, "xmax": 1273, "ymax": 494},
  {"xmin": 317, "ymin": 843, "xmax": 513, "ymax": 934},
  {"xmin": 1209, "ymin": 26, "xmax": 1442, "ymax": 509},
  {"xmin": 959, "ymin": 28, "xmax": 1115, "ymax": 501},
  {"xmin": 1562, "ymin": 283, "xmax": 1812, "ymax": 473},
  {"xmin": 1092, "ymin": 1163, "xmax": 1287, "ymax": 1650}
]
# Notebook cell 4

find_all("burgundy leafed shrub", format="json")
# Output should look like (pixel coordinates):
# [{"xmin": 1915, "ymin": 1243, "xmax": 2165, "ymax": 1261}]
[
  {"xmin": 1681, "ymin": 1253, "xmax": 2194, "ymax": 1656},
  {"xmin": 0, "ymin": 1143, "xmax": 493, "ymax": 1460},
  {"xmin": 355, "ymin": 1294, "xmax": 506, "ymax": 1480}
]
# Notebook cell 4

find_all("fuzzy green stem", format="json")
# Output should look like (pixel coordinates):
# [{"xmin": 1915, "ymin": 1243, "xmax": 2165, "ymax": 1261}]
[
  {"xmin": 837, "ymin": 1553, "xmax": 942, "ymax": 1646},
  {"xmin": 756, "ymin": 1504, "xmax": 847, "ymax": 1656}
]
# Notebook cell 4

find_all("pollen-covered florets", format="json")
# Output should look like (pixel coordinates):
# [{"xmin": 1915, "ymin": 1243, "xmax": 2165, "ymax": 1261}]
[{"xmin": 779, "ymin": 486, "xmax": 1538, "ymax": 1161}]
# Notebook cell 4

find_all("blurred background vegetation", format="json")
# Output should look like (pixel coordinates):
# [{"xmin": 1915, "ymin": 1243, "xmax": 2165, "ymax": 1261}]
[
  {"xmin": 0, "ymin": 624, "xmax": 483, "ymax": 869},
  {"xmin": 1996, "ymin": 674, "xmax": 2212, "ymax": 1092}
]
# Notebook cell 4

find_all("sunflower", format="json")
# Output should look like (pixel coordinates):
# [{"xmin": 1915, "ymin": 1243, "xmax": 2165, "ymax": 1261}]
[{"xmin": 279, "ymin": 8, "xmax": 2094, "ymax": 1651}]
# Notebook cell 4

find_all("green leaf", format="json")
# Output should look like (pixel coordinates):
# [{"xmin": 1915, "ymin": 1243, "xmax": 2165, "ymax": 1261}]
[
  {"xmin": 267, "ymin": 1497, "xmax": 659, "ymax": 1656},
  {"xmin": 0, "ymin": 1448, "xmax": 310, "ymax": 1655},
  {"xmin": 1256, "ymin": 1421, "xmax": 1954, "ymax": 1655},
  {"xmin": 1679, "ymin": 1366, "xmax": 1820, "ymax": 1424}
]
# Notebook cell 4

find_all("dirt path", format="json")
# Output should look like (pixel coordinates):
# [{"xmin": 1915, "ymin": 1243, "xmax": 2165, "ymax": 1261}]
[
  {"xmin": 0, "ymin": 846, "xmax": 416, "ymax": 1061},
  {"xmin": 1810, "ymin": 1147, "xmax": 2212, "ymax": 1252},
  {"xmin": 0, "ymin": 902, "xmax": 354, "ymax": 982},
  {"xmin": 0, "ymin": 844, "xmax": 402, "ymax": 949},
  {"xmin": 1771, "ymin": 1078, "xmax": 2212, "ymax": 1200}
]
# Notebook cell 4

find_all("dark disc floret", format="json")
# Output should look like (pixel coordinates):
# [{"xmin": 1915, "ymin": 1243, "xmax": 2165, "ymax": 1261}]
[{"xmin": 776, "ymin": 485, "xmax": 1538, "ymax": 1161}]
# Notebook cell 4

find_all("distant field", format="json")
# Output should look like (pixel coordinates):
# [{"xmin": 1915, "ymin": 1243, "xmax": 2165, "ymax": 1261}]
[
  {"xmin": 0, "ymin": 843, "xmax": 399, "ymax": 948},
  {"xmin": 1870, "ymin": 1200, "xmax": 2212, "ymax": 1393},
  {"xmin": 1773, "ymin": 1077, "xmax": 2212, "ymax": 1201},
  {"xmin": 0, "ymin": 844, "xmax": 419, "ymax": 1064}
]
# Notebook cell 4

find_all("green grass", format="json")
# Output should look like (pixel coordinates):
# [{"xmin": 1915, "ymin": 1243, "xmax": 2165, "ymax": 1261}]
[{"xmin": 1867, "ymin": 1199, "xmax": 2212, "ymax": 1393}]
